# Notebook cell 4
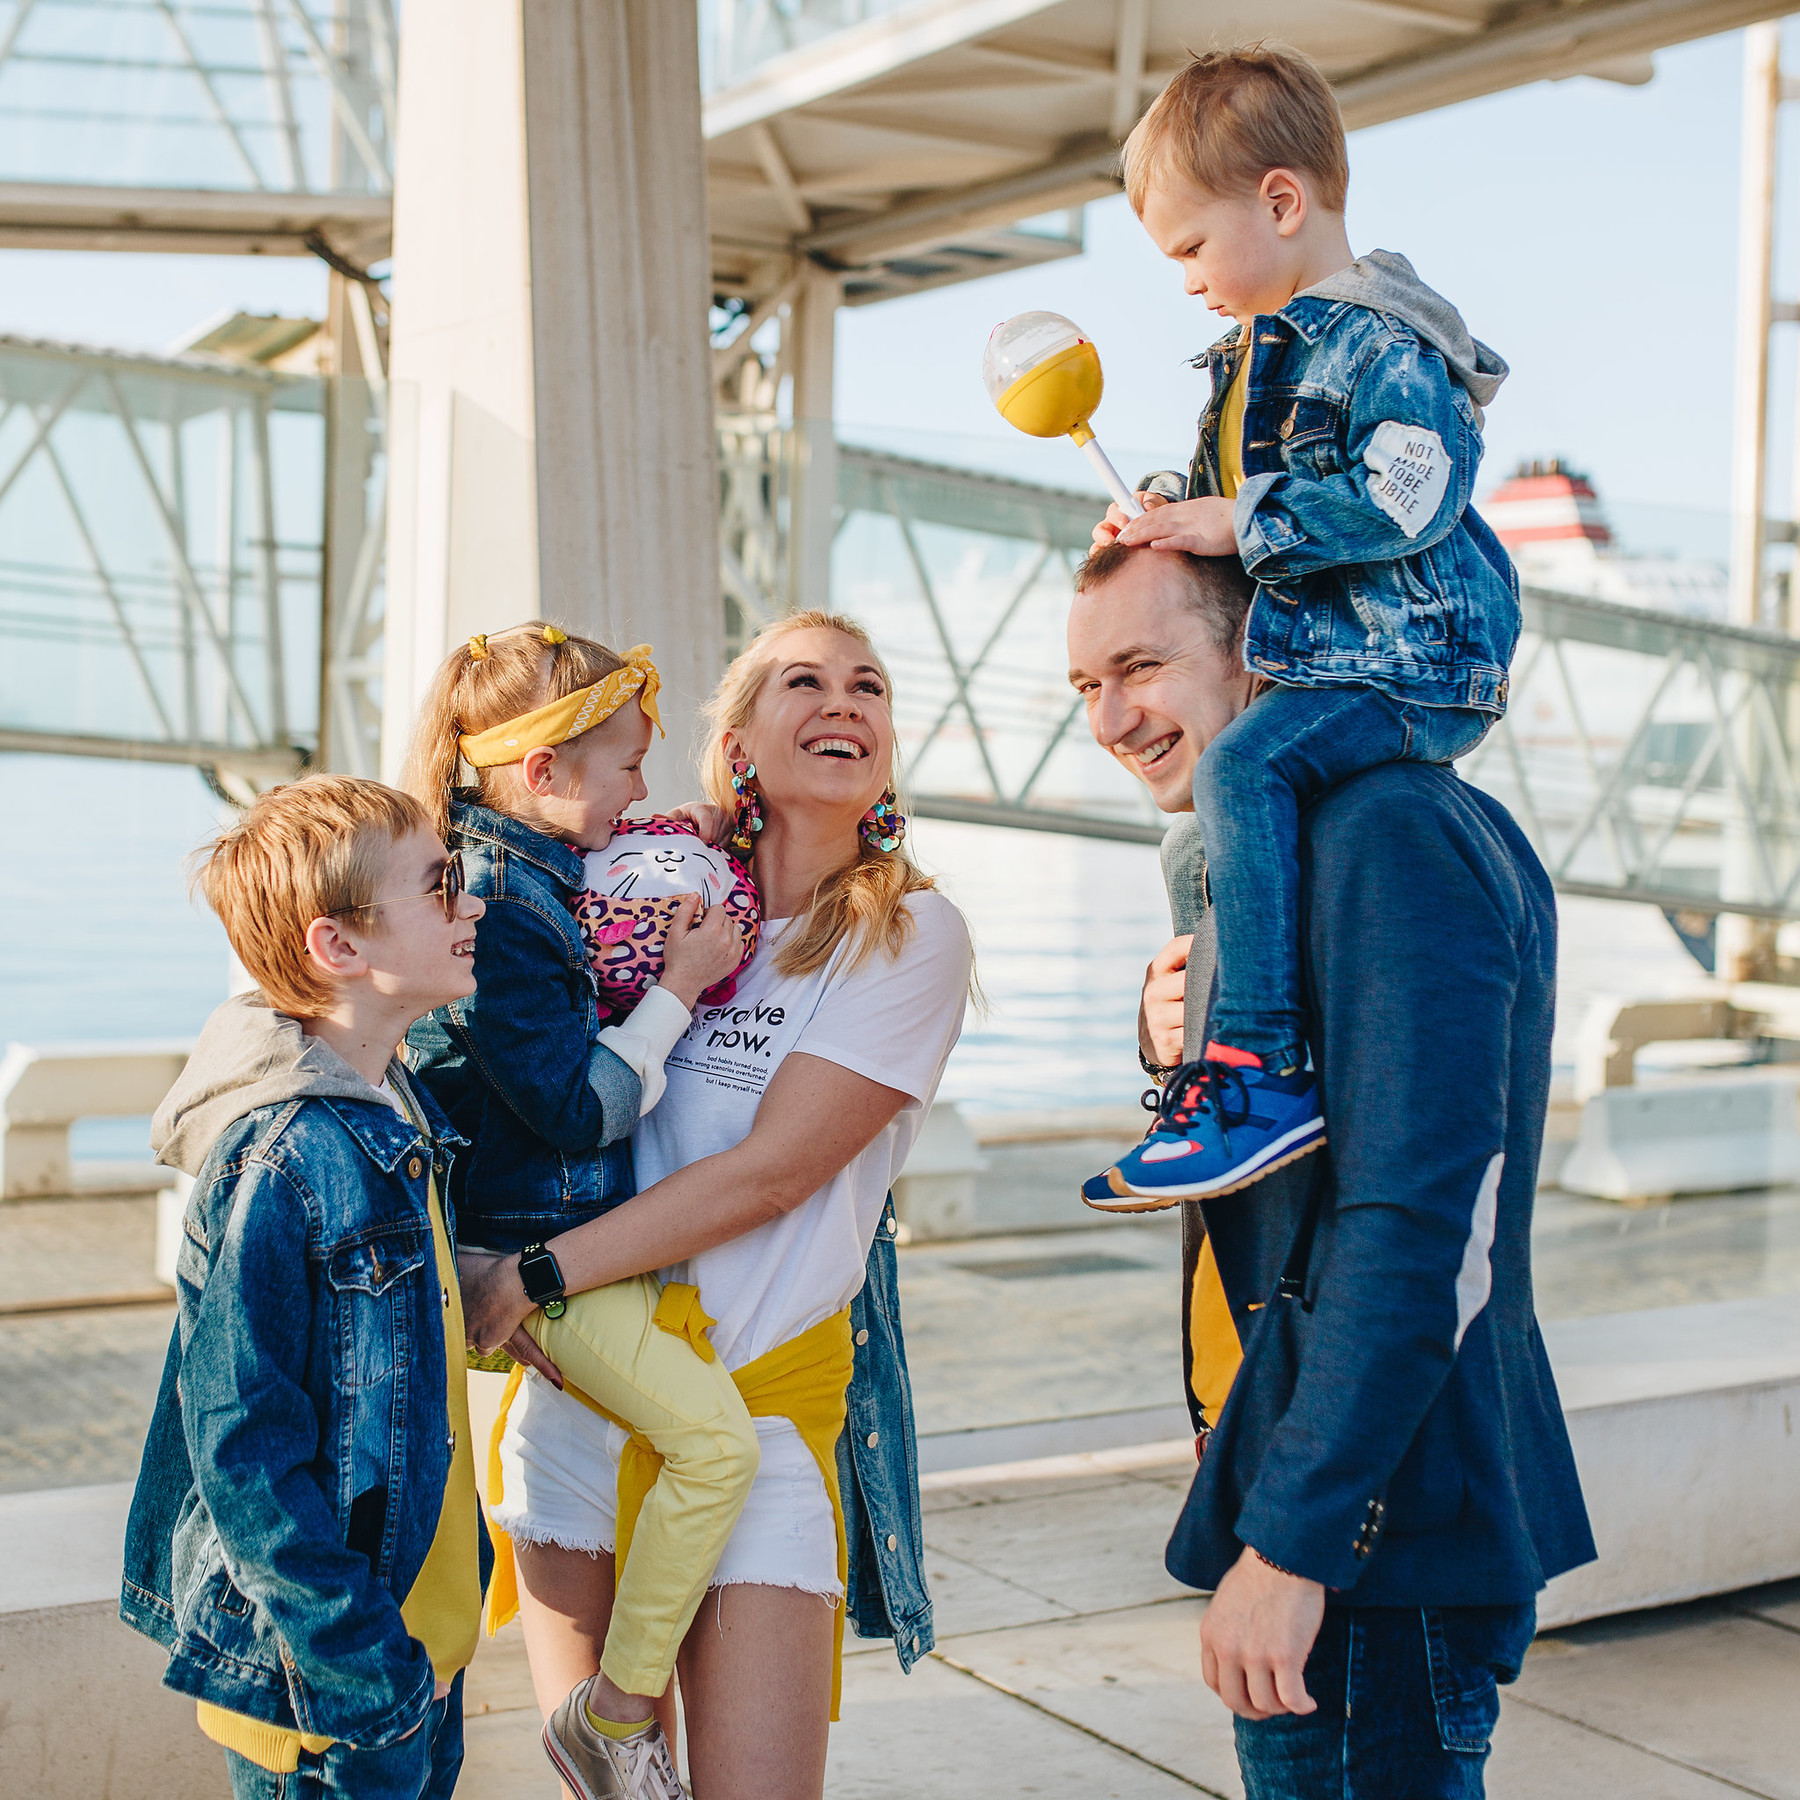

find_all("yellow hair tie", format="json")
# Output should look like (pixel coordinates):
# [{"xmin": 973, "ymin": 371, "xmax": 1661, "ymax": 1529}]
[
  {"xmin": 542, "ymin": 625, "xmax": 568, "ymax": 645},
  {"xmin": 456, "ymin": 643, "xmax": 664, "ymax": 766},
  {"xmin": 467, "ymin": 633, "xmax": 489, "ymax": 660}
]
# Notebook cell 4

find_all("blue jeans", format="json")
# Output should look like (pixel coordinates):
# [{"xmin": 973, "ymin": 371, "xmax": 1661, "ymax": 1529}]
[
  {"xmin": 224, "ymin": 1673, "xmax": 464, "ymax": 1800},
  {"xmin": 1235, "ymin": 1603, "xmax": 1534, "ymax": 1799},
  {"xmin": 1193, "ymin": 684, "xmax": 1492, "ymax": 1067}
]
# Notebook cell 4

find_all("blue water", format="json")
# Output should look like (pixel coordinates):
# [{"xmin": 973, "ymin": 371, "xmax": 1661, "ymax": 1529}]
[{"xmin": 0, "ymin": 753, "xmax": 1705, "ymax": 1160}]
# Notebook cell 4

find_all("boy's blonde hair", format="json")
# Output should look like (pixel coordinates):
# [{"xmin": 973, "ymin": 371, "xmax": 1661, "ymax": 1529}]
[
  {"xmin": 193, "ymin": 774, "xmax": 432, "ymax": 1018},
  {"xmin": 701, "ymin": 610, "xmax": 935, "ymax": 979},
  {"xmin": 1123, "ymin": 43, "xmax": 1348, "ymax": 215},
  {"xmin": 401, "ymin": 621, "xmax": 628, "ymax": 841}
]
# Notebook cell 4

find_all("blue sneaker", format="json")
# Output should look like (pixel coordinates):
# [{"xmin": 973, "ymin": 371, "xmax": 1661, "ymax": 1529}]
[{"xmin": 1082, "ymin": 1048, "xmax": 1326, "ymax": 1211}]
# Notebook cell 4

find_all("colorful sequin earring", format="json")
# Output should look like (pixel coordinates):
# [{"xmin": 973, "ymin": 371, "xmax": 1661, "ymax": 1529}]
[
  {"xmin": 861, "ymin": 786, "xmax": 905, "ymax": 853},
  {"xmin": 729, "ymin": 759, "xmax": 764, "ymax": 856}
]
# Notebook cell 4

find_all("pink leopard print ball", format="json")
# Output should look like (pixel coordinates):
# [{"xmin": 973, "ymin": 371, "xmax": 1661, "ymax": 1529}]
[{"xmin": 571, "ymin": 818, "xmax": 761, "ymax": 1019}]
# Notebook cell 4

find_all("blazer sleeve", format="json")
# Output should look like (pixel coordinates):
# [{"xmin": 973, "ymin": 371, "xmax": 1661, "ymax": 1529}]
[
  {"xmin": 181, "ymin": 1164, "xmax": 435, "ymax": 1747},
  {"xmin": 1229, "ymin": 799, "xmax": 1518, "ymax": 1589},
  {"xmin": 445, "ymin": 893, "xmax": 641, "ymax": 1152}
]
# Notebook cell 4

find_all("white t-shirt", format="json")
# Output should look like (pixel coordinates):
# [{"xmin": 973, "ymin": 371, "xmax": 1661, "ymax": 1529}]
[{"xmin": 633, "ymin": 889, "xmax": 972, "ymax": 1369}]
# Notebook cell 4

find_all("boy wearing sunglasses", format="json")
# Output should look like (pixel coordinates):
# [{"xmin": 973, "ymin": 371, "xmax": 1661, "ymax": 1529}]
[{"xmin": 122, "ymin": 774, "xmax": 488, "ymax": 1800}]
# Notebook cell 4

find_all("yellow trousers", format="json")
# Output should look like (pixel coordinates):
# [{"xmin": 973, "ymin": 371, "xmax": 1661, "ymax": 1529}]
[
  {"xmin": 492, "ymin": 1274, "xmax": 760, "ymax": 1698},
  {"xmin": 487, "ymin": 1296, "xmax": 857, "ymax": 1717}
]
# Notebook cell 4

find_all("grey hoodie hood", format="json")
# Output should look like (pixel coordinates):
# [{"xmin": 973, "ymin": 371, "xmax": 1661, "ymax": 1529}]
[
  {"xmin": 1298, "ymin": 249, "xmax": 1507, "ymax": 411},
  {"xmin": 152, "ymin": 992, "xmax": 410, "ymax": 1176}
]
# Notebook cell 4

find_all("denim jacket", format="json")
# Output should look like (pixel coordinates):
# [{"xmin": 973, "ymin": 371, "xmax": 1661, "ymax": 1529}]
[
  {"xmin": 407, "ymin": 801, "xmax": 638, "ymax": 1254},
  {"xmin": 123, "ymin": 1041, "xmax": 479, "ymax": 1749},
  {"xmin": 1188, "ymin": 254, "xmax": 1520, "ymax": 713},
  {"xmin": 838, "ymin": 1193, "xmax": 934, "ymax": 1670}
]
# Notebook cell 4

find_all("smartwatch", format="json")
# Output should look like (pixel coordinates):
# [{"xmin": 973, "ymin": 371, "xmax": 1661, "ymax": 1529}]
[{"xmin": 517, "ymin": 1242, "xmax": 567, "ymax": 1319}]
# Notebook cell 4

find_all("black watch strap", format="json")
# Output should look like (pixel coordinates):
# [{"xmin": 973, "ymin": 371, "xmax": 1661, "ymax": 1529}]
[{"xmin": 517, "ymin": 1242, "xmax": 567, "ymax": 1319}]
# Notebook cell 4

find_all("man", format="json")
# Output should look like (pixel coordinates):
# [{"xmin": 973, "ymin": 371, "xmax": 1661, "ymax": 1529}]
[{"xmin": 1066, "ymin": 543, "xmax": 1593, "ymax": 1799}]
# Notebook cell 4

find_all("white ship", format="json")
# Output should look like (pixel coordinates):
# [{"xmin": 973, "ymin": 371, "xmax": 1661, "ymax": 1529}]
[{"xmin": 1477, "ymin": 459, "xmax": 1727, "ymax": 620}]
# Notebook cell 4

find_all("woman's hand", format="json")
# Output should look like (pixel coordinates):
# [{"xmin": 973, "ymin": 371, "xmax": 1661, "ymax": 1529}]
[
  {"xmin": 457, "ymin": 1248, "xmax": 562, "ymax": 1387},
  {"xmin": 668, "ymin": 800, "xmax": 733, "ymax": 845},
  {"xmin": 659, "ymin": 892, "xmax": 744, "ymax": 1010},
  {"xmin": 1091, "ymin": 489, "xmax": 1167, "ymax": 548}
]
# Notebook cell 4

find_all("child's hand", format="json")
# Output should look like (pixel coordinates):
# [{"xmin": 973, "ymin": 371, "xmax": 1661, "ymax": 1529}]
[
  {"xmin": 668, "ymin": 800, "xmax": 733, "ymax": 845},
  {"xmin": 1091, "ymin": 490, "xmax": 1167, "ymax": 548},
  {"xmin": 658, "ymin": 891, "xmax": 744, "ymax": 1009},
  {"xmin": 1115, "ymin": 495, "xmax": 1238, "ymax": 557}
]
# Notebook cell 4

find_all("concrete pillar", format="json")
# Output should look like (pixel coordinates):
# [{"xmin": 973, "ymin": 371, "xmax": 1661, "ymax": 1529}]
[
  {"xmin": 382, "ymin": 1, "xmax": 721, "ymax": 800},
  {"xmin": 788, "ymin": 267, "xmax": 840, "ymax": 614}
]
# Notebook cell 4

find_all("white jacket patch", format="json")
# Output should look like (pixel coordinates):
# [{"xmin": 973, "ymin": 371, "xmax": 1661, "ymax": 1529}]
[{"xmin": 1363, "ymin": 421, "xmax": 1450, "ymax": 538}]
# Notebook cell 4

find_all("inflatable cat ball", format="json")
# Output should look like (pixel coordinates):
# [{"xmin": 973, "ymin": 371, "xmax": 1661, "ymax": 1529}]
[{"xmin": 572, "ymin": 819, "xmax": 760, "ymax": 1016}]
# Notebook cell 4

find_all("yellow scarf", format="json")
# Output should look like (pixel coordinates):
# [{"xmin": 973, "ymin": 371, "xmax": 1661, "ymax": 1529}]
[
  {"xmin": 458, "ymin": 644, "xmax": 663, "ymax": 767},
  {"xmin": 483, "ymin": 1295, "xmax": 856, "ymax": 1718}
]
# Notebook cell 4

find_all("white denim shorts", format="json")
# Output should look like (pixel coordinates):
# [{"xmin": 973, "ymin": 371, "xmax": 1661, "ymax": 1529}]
[{"xmin": 491, "ymin": 1369, "xmax": 843, "ymax": 1599}]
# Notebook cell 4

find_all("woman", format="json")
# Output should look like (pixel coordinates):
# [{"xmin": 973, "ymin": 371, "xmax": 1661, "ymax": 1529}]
[{"xmin": 461, "ymin": 610, "xmax": 973, "ymax": 1799}]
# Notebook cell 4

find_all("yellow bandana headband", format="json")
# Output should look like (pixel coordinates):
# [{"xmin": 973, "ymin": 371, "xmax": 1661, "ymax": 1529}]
[{"xmin": 457, "ymin": 643, "xmax": 663, "ymax": 768}]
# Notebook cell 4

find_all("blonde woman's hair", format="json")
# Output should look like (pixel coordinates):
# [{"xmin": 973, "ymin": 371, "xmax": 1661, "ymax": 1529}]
[
  {"xmin": 703, "ymin": 610, "xmax": 935, "ymax": 979},
  {"xmin": 192, "ymin": 774, "xmax": 430, "ymax": 1018},
  {"xmin": 1123, "ymin": 43, "xmax": 1349, "ymax": 216},
  {"xmin": 401, "ymin": 621, "xmax": 627, "ymax": 840}
]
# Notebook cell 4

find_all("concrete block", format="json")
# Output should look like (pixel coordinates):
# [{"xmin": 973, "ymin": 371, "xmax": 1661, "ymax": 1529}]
[
  {"xmin": 0, "ymin": 1042, "xmax": 191, "ymax": 1200},
  {"xmin": 154, "ymin": 1176, "xmax": 194, "ymax": 1287},
  {"xmin": 0, "ymin": 1482, "xmax": 227, "ymax": 1798},
  {"xmin": 892, "ymin": 1101, "xmax": 987, "ymax": 1241},
  {"xmin": 1557, "ymin": 1070, "xmax": 1800, "ymax": 1200},
  {"xmin": 1539, "ymin": 1297, "xmax": 1800, "ymax": 1628}
]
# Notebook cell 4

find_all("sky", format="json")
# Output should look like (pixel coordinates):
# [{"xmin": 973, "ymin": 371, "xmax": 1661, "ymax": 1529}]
[{"xmin": 0, "ymin": 22, "xmax": 1781, "ymax": 540}]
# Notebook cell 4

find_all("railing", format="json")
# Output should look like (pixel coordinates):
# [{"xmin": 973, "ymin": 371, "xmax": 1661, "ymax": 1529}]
[
  {"xmin": 0, "ymin": 334, "xmax": 386, "ymax": 796},
  {"xmin": 10, "ymin": 342, "xmax": 1800, "ymax": 923},
  {"xmin": 0, "ymin": 0, "xmax": 394, "ymax": 194}
]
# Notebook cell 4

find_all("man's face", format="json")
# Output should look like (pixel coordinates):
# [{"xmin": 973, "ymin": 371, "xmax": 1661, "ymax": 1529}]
[{"xmin": 1067, "ymin": 554, "xmax": 1253, "ymax": 813}]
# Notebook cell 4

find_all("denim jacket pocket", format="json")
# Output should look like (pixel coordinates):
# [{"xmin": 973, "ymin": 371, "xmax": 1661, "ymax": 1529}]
[{"xmin": 327, "ymin": 1228, "xmax": 429, "ymax": 1392}]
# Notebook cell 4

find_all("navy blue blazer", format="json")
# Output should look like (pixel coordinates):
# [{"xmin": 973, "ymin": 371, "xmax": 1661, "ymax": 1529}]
[{"xmin": 1165, "ymin": 763, "xmax": 1596, "ymax": 1604}]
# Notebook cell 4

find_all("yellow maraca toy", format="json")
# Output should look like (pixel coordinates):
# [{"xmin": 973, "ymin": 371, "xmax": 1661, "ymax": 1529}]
[{"xmin": 983, "ymin": 311, "xmax": 1143, "ymax": 518}]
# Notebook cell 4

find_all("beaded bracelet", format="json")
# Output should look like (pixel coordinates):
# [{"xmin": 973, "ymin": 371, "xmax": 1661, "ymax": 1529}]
[{"xmin": 1253, "ymin": 1548, "xmax": 1305, "ymax": 1580}]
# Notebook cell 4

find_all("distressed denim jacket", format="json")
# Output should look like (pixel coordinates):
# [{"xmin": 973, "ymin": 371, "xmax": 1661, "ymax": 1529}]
[
  {"xmin": 1188, "ymin": 268, "xmax": 1521, "ymax": 713},
  {"xmin": 408, "ymin": 801, "xmax": 638, "ymax": 1254},
  {"xmin": 122, "ymin": 1067, "xmax": 479, "ymax": 1749},
  {"xmin": 838, "ymin": 1193, "xmax": 934, "ymax": 1670}
]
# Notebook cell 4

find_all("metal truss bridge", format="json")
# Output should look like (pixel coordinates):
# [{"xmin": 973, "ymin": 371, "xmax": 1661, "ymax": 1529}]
[{"xmin": 6, "ymin": 327, "xmax": 1800, "ymax": 928}]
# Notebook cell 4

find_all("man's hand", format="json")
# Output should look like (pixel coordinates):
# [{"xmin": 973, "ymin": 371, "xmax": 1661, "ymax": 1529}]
[
  {"xmin": 1091, "ymin": 489, "xmax": 1168, "ymax": 548},
  {"xmin": 1114, "ymin": 495, "xmax": 1237, "ymax": 557},
  {"xmin": 1198, "ymin": 1546, "xmax": 1326, "ymax": 1720},
  {"xmin": 1139, "ymin": 934, "xmax": 1192, "ymax": 1068}
]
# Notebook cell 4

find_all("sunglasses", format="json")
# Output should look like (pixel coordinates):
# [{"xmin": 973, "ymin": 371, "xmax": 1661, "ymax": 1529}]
[{"xmin": 330, "ymin": 850, "xmax": 466, "ymax": 925}]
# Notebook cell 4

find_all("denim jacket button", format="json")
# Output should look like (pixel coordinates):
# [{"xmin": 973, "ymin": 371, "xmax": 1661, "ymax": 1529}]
[
  {"xmin": 865, "ymin": 1431, "xmax": 879, "ymax": 1449},
  {"xmin": 911, "ymin": 1635, "xmax": 920, "ymax": 1653},
  {"xmin": 855, "ymin": 1329, "xmax": 870, "ymax": 1346},
  {"xmin": 886, "ymin": 1533, "xmax": 898, "ymax": 1552},
  {"xmin": 408, "ymin": 1156, "xmax": 423, "ymax": 1179}
]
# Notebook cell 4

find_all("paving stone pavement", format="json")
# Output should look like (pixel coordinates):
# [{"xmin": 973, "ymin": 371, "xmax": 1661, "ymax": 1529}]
[{"xmin": 454, "ymin": 1445, "xmax": 1800, "ymax": 1799}]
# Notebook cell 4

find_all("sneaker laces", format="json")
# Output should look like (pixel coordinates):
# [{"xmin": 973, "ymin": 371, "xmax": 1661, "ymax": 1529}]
[
  {"xmin": 1156, "ymin": 1058, "xmax": 1251, "ymax": 1138},
  {"xmin": 614, "ymin": 1726, "xmax": 684, "ymax": 1800}
]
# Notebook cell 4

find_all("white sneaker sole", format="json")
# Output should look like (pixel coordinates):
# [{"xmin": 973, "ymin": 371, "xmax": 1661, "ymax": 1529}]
[{"xmin": 1080, "ymin": 1118, "xmax": 1327, "ymax": 1212}]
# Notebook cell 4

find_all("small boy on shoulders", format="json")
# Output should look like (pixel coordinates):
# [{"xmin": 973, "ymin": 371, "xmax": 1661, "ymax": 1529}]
[
  {"xmin": 121, "ymin": 774, "xmax": 487, "ymax": 1800},
  {"xmin": 1086, "ymin": 43, "xmax": 1521, "ymax": 1209}
]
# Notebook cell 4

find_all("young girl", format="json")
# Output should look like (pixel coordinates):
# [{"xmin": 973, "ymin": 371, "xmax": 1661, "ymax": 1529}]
[{"xmin": 403, "ymin": 623, "xmax": 752, "ymax": 1800}]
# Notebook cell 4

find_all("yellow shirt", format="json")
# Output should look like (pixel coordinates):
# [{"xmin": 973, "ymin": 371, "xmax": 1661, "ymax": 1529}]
[
  {"xmin": 1216, "ymin": 342, "xmax": 1251, "ymax": 500},
  {"xmin": 199, "ymin": 1088, "xmax": 480, "ymax": 1772}
]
